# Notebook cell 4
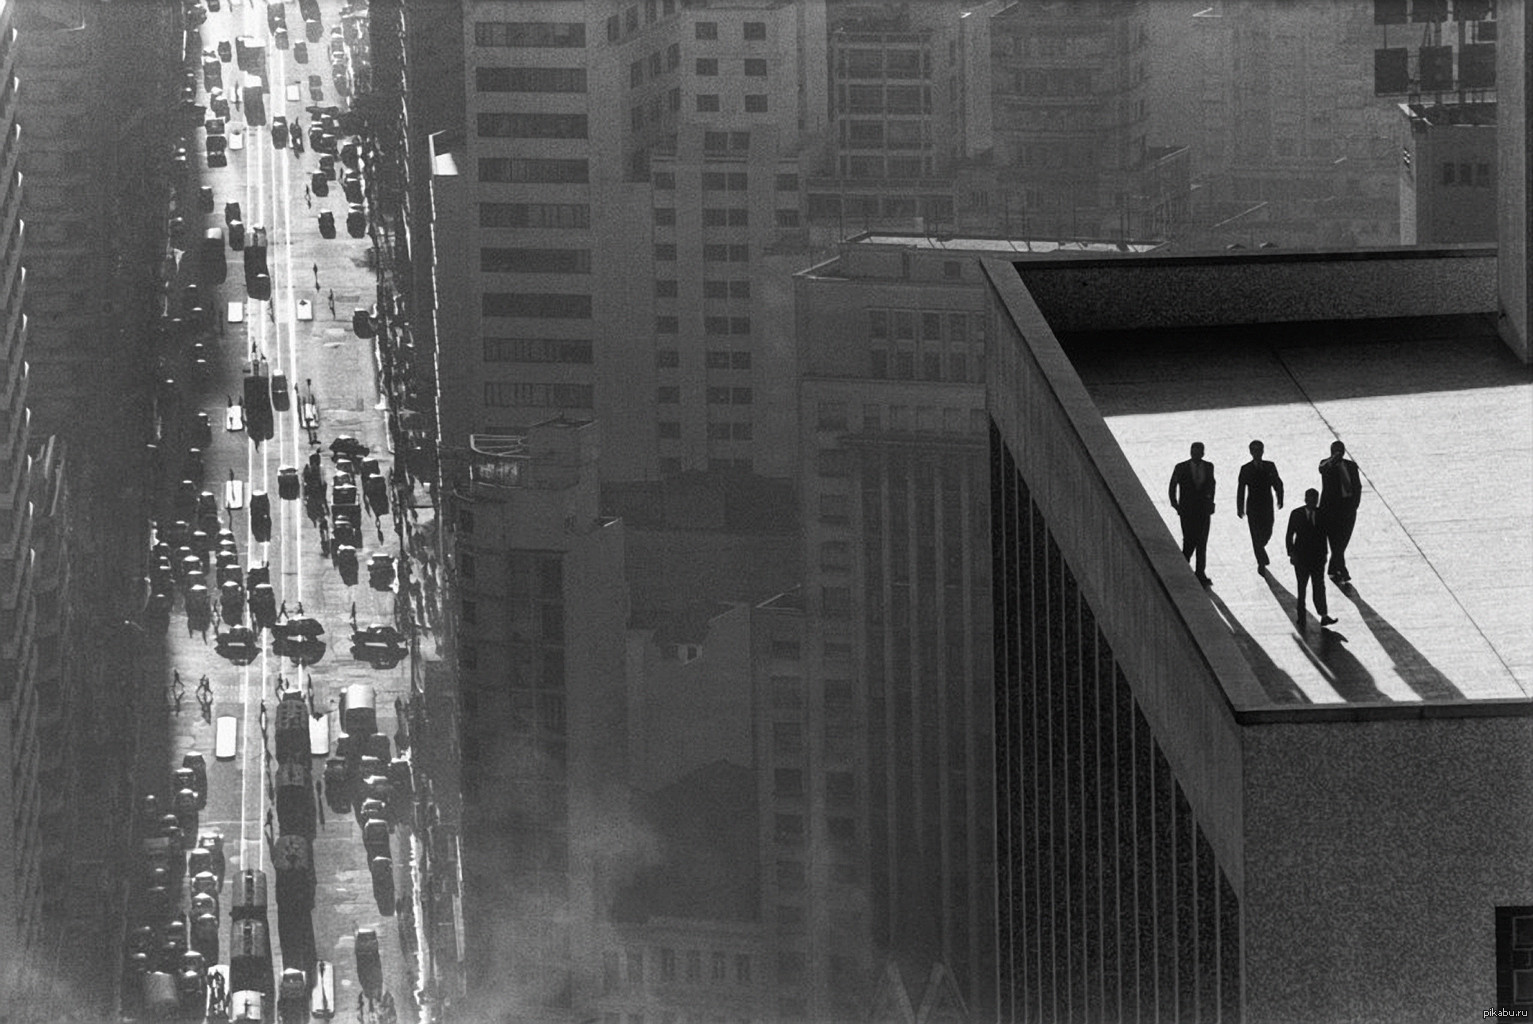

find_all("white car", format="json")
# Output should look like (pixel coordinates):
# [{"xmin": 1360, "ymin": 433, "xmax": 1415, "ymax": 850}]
[{"xmin": 228, "ymin": 124, "xmax": 244, "ymax": 150}]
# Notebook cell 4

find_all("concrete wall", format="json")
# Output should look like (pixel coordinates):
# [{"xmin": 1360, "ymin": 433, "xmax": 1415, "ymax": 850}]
[
  {"xmin": 983, "ymin": 259, "xmax": 1259, "ymax": 892},
  {"xmin": 1013, "ymin": 248, "xmax": 1497, "ymax": 334},
  {"xmin": 1244, "ymin": 716, "xmax": 1533, "ymax": 1023},
  {"xmin": 1498, "ymin": 0, "xmax": 1531, "ymax": 363}
]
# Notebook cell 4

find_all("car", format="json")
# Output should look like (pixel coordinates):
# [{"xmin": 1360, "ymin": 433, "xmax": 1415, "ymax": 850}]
[
  {"xmin": 367, "ymin": 553, "xmax": 394, "ymax": 589},
  {"xmin": 288, "ymin": 120, "xmax": 303, "ymax": 149},
  {"xmin": 270, "ymin": 115, "xmax": 287, "ymax": 148},
  {"xmin": 294, "ymin": 41, "xmax": 308, "ymax": 63},
  {"xmin": 191, "ymin": 871, "xmax": 220, "ymax": 899},
  {"xmin": 308, "ymin": 74, "xmax": 324, "ymax": 101},
  {"xmin": 224, "ymin": 200, "xmax": 241, "ymax": 225},
  {"xmin": 206, "ymin": 148, "xmax": 227, "ymax": 168},
  {"xmin": 228, "ymin": 220, "xmax": 245, "ymax": 249},
  {"xmin": 197, "ymin": 185, "xmax": 214, "ymax": 212},
  {"xmin": 249, "ymin": 271, "xmax": 271, "ymax": 300},
  {"xmin": 251, "ymin": 224, "xmax": 268, "ymax": 247},
  {"xmin": 205, "ymin": 133, "xmax": 226, "ymax": 154},
  {"xmin": 317, "ymin": 210, "xmax": 335, "ymax": 238},
  {"xmin": 250, "ymin": 491, "xmax": 271, "ymax": 541},
  {"xmin": 304, "ymin": 18, "xmax": 323, "ymax": 43},
  {"xmin": 318, "ymin": 153, "xmax": 336, "ymax": 179},
  {"xmin": 228, "ymin": 124, "xmax": 243, "ymax": 150},
  {"xmin": 354, "ymin": 928, "xmax": 382, "ymax": 999},
  {"xmin": 182, "ymin": 752, "xmax": 208, "ymax": 802},
  {"xmin": 204, "ymin": 116, "xmax": 225, "ymax": 137},
  {"xmin": 217, "ymin": 39, "xmax": 232, "ymax": 61},
  {"xmin": 208, "ymin": 89, "xmax": 229, "ymax": 118},
  {"xmin": 207, "ymin": 0, "xmax": 219, "ymax": 9},
  {"xmin": 342, "ymin": 175, "xmax": 363, "ymax": 205},
  {"xmin": 351, "ymin": 308, "xmax": 373, "ymax": 337},
  {"xmin": 346, "ymin": 207, "xmax": 366, "ymax": 238},
  {"xmin": 278, "ymin": 467, "xmax": 300, "ymax": 500},
  {"xmin": 274, "ymin": 25, "xmax": 289, "ymax": 49},
  {"xmin": 271, "ymin": 373, "xmax": 290, "ymax": 412}
]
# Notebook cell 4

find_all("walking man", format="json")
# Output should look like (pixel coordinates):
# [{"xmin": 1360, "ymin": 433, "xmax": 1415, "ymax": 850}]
[
  {"xmin": 1286, "ymin": 488, "xmax": 1337, "ymax": 626},
  {"xmin": 328, "ymin": 289, "xmax": 336, "ymax": 318},
  {"xmin": 1318, "ymin": 440, "xmax": 1361, "ymax": 586},
  {"xmin": 1236, "ymin": 439, "xmax": 1284, "ymax": 573},
  {"xmin": 313, "ymin": 262, "xmax": 320, "ymax": 289},
  {"xmin": 1168, "ymin": 441, "xmax": 1217, "ymax": 586},
  {"xmin": 304, "ymin": 184, "xmax": 312, "ymax": 207}
]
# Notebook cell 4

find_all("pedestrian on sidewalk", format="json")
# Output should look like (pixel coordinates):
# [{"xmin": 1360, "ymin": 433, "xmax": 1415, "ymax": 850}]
[
  {"xmin": 259, "ymin": 699, "xmax": 268, "ymax": 734},
  {"xmin": 313, "ymin": 262, "xmax": 320, "ymax": 289},
  {"xmin": 304, "ymin": 184, "xmax": 311, "ymax": 206},
  {"xmin": 328, "ymin": 289, "xmax": 336, "ymax": 318}
]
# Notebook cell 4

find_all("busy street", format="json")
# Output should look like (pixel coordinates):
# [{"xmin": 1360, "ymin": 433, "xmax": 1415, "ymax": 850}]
[{"xmin": 126, "ymin": 0, "xmax": 424, "ymax": 1020}]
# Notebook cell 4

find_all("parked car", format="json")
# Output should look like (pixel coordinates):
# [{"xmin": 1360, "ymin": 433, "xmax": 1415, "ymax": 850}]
[
  {"xmin": 351, "ymin": 308, "xmax": 373, "ymax": 338},
  {"xmin": 271, "ymin": 373, "xmax": 290, "ymax": 412},
  {"xmin": 346, "ymin": 205, "xmax": 366, "ymax": 238},
  {"xmin": 308, "ymin": 73, "xmax": 324, "ymax": 101},
  {"xmin": 197, "ymin": 185, "xmax": 215, "ymax": 212},
  {"xmin": 217, "ymin": 39, "xmax": 232, "ymax": 61},
  {"xmin": 270, "ymin": 115, "xmax": 288, "ymax": 148},
  {"xmin": 353, "ymin": 928, "xmax": 381, "ymax": 999},
  {"xmin": 317, "ymin": 210, "xmax": 335, "ymax": 238},
  {"xmin": 228, "ymin": 123, "xmax": 244, "ymax": 150}
]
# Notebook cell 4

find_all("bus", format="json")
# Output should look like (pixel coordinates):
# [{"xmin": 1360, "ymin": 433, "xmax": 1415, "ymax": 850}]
[{"xmin": 242, "ymin": 74, "xmax": 266, "ymax": 126}]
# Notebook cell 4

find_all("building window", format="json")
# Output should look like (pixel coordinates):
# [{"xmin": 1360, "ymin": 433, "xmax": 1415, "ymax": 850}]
[
  {"xmin": 696, "ymin": 94, "xmax": 720, "ymax": 112},
  {"xmin": 706, "ymin": 387, "xmax": 730, "ymax": 404},
  {"xmin": 696, "ymin": 58, "xmax": 718, "ymax": 75},
  {"xmin": 1497, "ymin": 907, "xmax": 1533, "ymax": 1012},
  {"xmin": 654, "ymin": 207, "xmax": 675, "ymax": 226},
  {"xmin": 654, "ymin": 243, "xmax": 677, "ymax": 261},
  {"xmin": 655, "ymin": 316, "xmax": 679, "ymax": 334},
  {"xmin": 703, "ymin": 281, "xmax": 729, "ymax": 299},
  {"xmin": 744, "ymin": 94, "xmax": 767, "ymax": 112},
  {"xmin": 479, "ymin": 202, "xmax": 590, "ymax": 229},
  {"xmin": 774, "ymin": 814, "xmax": 804, "ymax": 843},
  {"xmin": 743, "ymin": 21, "xmax": 766, "ymax": 40},
  {"xmin": 653, "ymin": 171, "xmax": 675, "ymax": 190},
  {"xmin": 670, "ymin": 87, "xmax": 681, "ymax": 111},
  {"xmin": 479, "ymin": 158, "xmax": 588, "ymax": 183},
  {"xmin": 482, "ymin": 293, "xmax": 592, "ymax": 319},
  {"xmin": 707, "ymin": 422, "xmax": 731, "ymax": 441},
  {"xmin": 773, "ymin": 722, "xmax": 804, "ymax": 756},
  {"xmin": 483, "ymin": 382, "xmax": 594, "ymax": 408},
  {"xmin": 655, "ymin": 349, "xmax": 680, "ymax": 368},
  {"xmin": 822, "ymin": 586, "xmax": 851, "ymax": 618},
  {"xmin": 474, "ymin": 21, "xmax": 586, "ymax": 47},
  {"xmin": 686, "ymin": 951, "xmax": 702, "ymax": 983},
  {"xmin": 775, "ymin": 209, "xmax": 800, "ymax": 227},
  {"xmin": 657, "ymin": 386, "xmax": 680, "ymax": 404},
  {"xmin": 819, "ymin": 541, "xmax": 850, "ymax": 570},
  {"xmin": 1442, "ymin": 162, "xmax": 1456, "ymax": 186},
  {"xmin": 776, "ymin": 861, "xmax": 805, "ymax": 892},
  {"xmin": 711, "ymin": 952, "xmax": 727, "ymax": 982},
  {"xmin": 817, "ymin": 450, "xmax": 851, "ymax": 477},
  {"xmin": 826, "ymin": 772, "xmax": 855, "ymax": 804},
  {"xmin": 667, "ymin": 42, "xmax": 680, "ymax": 69},
  {"xmin": 817, "ymin": 402, "xmax": 848, "ymax": 430},
  {"xmin": 705, "ymin": 317, "xmax": 730, "ymax": 336},
  {"xmin": 730, "ymin": 351, "xmax": 751, "ymax": 369},
  {"xmin": 770, "ymin": 676, "xmax": 803, "ymax": 709},
  {"xmin": 475, "ymin": 66, "xmax": 588, "ymax": 93},
  {"xmin": 818, "ymin": 493, "xmax": 849, "ymax": 524},
  {"xmin": 627, "ymin": 949, "xmax": 644, "ymax": 985},
  {"xmin": 735, "ymin": 955, "xmax": 752, "ymax": 985},
  {"xmin": 1477, "ymin": 162, "xmax": 1492, "ymax": 187},
  {"xmin": 655, "ymin": 279, "xmax": 677, "ymax": 298},
  {"xmin": 657, "ymin": 421, "xmax": 681, "ymax": 439},
  {"xmin": 730, "ymin": 280, "xmax": 751, "ymax": 299},
  {"xmin": 745, "ymin": 57, "xmax": 767, "ymax": 76},
  {"xmin": 696, "ymin": 21, "xmax": 717, "ymax": 39},
  {"xmin": 770, "ymin": 640, "xmax": 801, "ymax": 659},
  {"xmin": 477, "ymin": 112, "xmax": 588, "ymax": 139},
  {"xmin": 630, "ymin": 61, "xmax": 644, "ymax": 88},
  {"xmin": 705, "ymin": 350, "xmax": 731, "ymax": 369},
  {"xmin": 730, "ymin": 316, "xmax": 751, "ymax": 333},
  {"xmin": 831, "ymin": 862, "xmax": 860, "ymax": 884},
  {"xmin": 732, "ymin": 422, "xmax": 752, "ymax": 440},
  {"xmin": 482, "ymin": 337, "xmax": 594, "ymax": 364},
  {"xmin": 480, "ymin": 247, "xmax": 591, "ymax": 274}
]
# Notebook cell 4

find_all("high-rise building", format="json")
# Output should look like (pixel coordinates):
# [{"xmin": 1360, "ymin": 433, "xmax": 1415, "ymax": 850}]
[
  {"xmin": 0, "ymin": 0, "xmax": 46, "ymax": 1002},
  {"xmin": 988, "ymin": 0, "xmax": 1169, "ymax": 241},
  {"xmin": 1397, "ymin": 100, "xmax": 1497, "ymax": 244},
  {"xmin": 985, "ymin": 238, "xmax": 1530, "ymax": 1020},
  {"xmin": 434, "ymin": 0, "xmax": 826, "ymax": 487},
  {"xmin": 450, "ymin": 417, "xmax": 631, "ymax": 1023}
]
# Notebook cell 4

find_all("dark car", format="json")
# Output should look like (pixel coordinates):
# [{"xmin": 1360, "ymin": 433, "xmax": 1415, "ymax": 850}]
[
  {"xmin": 182, "ymin": 752, "xmax": 208, "ymax": 804},
  {"xmin": 350, "ymin": 308, "xmax": 373, "ymax": 338},
  {"xmin": 342, "ymin": 175, "xmax": 363, "ymax": 205},
  {"xmin": 275, "ymin": 25, "xmax": 289, "ymax": 50},
  {"xmin": 346, "ymin": 206, "xmax": 365, "ymax": 238},
  {"xmin": 271, "ymin": 115, "xmax": 288, "ymax": 149},
  {"xmin": 250, "ymin": 491, "xmax": 271, "ymax": 541},
  {"xmin": 305, "ymin": 18, "xmax": 323, "ymax": 43},
  {"xmin": 198, "ymin": 186, "xmax": 215, "ymax": 212},
  {"xmin": 224, "ymin": 200, "xmax": 241, "ymax": 225},
  {"xmin": 228, "ymin": 219, "xmax": 245, "ymax": 250},
  {"xmin": 217, "ymin": 39, "xmax": 231, "ymax": 61},
  {"xmin": 310, "ymin": 171, "xmax": 328, "ymax": 197},
  {"xmin": 317, "ymin": 210, "xmax": 335, "ymax": 238},
  {"xmin": 278, "ymin": 467, "xmax": 300, "ymax": 500},
  {"xmin": 294, "ymin": 41, "xmax": 308, "ymax": 63},
  {"xmin": 354, "ymin": 928, "xmax": 381, "ymax": 999},
  {"xmin": 272, "ymin": 373, "xmax": 290, "ymax": 412},
  {"xmin": 308, "ymin": 74, "xmax": 324, "ymax": 101}
]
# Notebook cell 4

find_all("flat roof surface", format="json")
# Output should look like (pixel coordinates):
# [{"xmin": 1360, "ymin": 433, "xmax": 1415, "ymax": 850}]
[
  {"xmin": 1068, "ymin": 316, "xmax": 1533, "ymax": 709},
  {"xmin": 857, "ymin": 234, "xmax": 1163, "ymax": 254}
]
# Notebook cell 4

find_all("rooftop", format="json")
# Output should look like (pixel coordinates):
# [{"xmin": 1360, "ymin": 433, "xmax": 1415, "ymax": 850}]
[
  {"xmin": 1066, "ymin": 314, "xmax": 1533, "ymax": 711},
  {"xmin": 856, "ymin": 233, "xmax": 1165, "ymax": 255},
  {"xmin": 1066, "ymin": 314, "xmax": 1532, "ymax": 710}
]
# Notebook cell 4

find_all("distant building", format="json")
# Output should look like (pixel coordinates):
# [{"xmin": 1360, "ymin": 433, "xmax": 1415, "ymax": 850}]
[
  {"xmin": 1398, "ymin": 101, "xmax": 1497, "ymax": 244},
  {"xmin": 449, "ymin": 418, "xmax": 631, "ymax": 1022},
  {"xmin": 433, "ymin": 0, "xmax": 828, "ymax": 486},
  {"xmin": 0, "ymin": 0, "xmax": 46, "ymax": 1003}
]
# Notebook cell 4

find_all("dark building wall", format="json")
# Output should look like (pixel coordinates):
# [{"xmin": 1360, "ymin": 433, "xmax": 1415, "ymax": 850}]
[{"xmin": 991, "ymin": 434, "xmax": 1239, "ymax": 1023}]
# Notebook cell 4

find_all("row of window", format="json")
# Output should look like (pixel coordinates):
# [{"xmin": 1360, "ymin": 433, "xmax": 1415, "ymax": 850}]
[
  {"xmin": 838, "ymin": 154, "xmax": 936, "ymax": 179},
  {"xmin": 474, "ymin": 21, "xmax": 586, "ymax": 48},
  {"xmin": 773, "ymin": 768, "xmax": 855, "ymax": 802},
  {"xmin": 870, "ymin": 348, "xmax": 983, "ymax": 383},
  {"xmin": 815, "ymin": 406, "xmax": 988, "ymax": 440},
  {"xmin": 479, "ymin": 158, "xmax": 588, "ymax": 184},
  {"xmin": 605, "ymin": 0, "xmax": 678, "ymax": 44},
  {"xmin": 697, "ymin": 20, "xmax": 767, "ymax": 41},
  {"xmin": 655, "ymin": 457, "xmax": 754, "ymax": 476},
  {"xmin": 1442, "ymin": 161, "xmax": 1493, "ymax": 187},
  {"xmin": 696, "ymin": 58, "xmax": 768, "ymax": 77},
  {"xmin": 838, "ymin": 84, "xmax": 934, "ymax": 115},
  {"xmin": 484, "ymin": 382, "xmax": 594, "ymax": 408},
  {"xmin": 481, "ymin": 247, "xmax": 591, "ymax": 275},
  {"xmin": 840, "ymin": 120, "xmax": 930, "ymax": 149},
  {"xmin": 482, "ymin": 338, "xmax": 593, "ymax": 364},
  {"xmin": 805, "ymin": 193, "xmax": 954, "ymax": 222},
  {"xmin": 833, "ymin": 48, "xmax": 931, "ymax": 80},
  {"xmin": 773, "ymin": 813, "xmax": 857, "ymax": 845},
  {"xmin": 654, "ymin": 279, "xmax": 751, "ymax": 299},
  {"xmin": 765, "ymin": 638, "xmax": 853, "ymax": 661},
  {"xmin": 870, "ymin": 309, "xmax": 987, "ymax": 345},
  {"xmin": 477, "ymin": 112, "xmax": 588, "ymax": 140},
  {"xmin": 653, "ymin": 244, "xmax": 750, "ymax": 263},
  {"xmin": 602, "ymin": 947, "xmax": 750, "ymax": 992},
  {"xmin": 655, "ymin": 350, "xmax": 752, "ymax": 369},
  {"xmin": 651, "ymin": 172, "xmax": 798, "ymax": 191},
  {"xmin": 768, "ymin": 676, "xmax": 855, "ymax": 713},
  {"xmin": 474, "ymin": 66, "xmax": 586, "ymax": 93},
  {"xmin": 654, "ymin": 386, "xmax": 753, "ymax": 405},
  {"xmin": 479, "ymin": 202, "xmax": 590, "ymax": 230},
  {"xmin": 483, "ymin": 293, "xmax": 592, "ymax": 319},
  {"xmin": 657, "ymin": 421, "xmax": 754, "ymax": 441},
  {"xmin": 651, "ymin": 206, "xmax": 752, "ymax": 227}
]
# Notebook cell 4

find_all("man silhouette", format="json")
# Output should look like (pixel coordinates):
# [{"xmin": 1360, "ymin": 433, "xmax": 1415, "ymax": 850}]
[
  {"xmin": 1168, "ymin": 441, "xmax": 1217, "ymax": 586},
  {"xmin": 1286, "ymin": 488, "xmax": 1337, "ymax": 626},
  {"xmin": 1318, "ymin": 440, "xmax": 1361, "ymax": 585},
  {"xmin": 1236, "ymin": 439, "xmax": 1284, "ymax": 573}
]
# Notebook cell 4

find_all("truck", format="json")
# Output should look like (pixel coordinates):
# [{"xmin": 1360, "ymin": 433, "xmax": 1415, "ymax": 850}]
[
  {"xmin": 274, "ymin": 762, "xmax": 315, "ymax": 839},
  {"xmin": 229, "ymin": 918, "xmax": 274, "ymax": 998},
  {"xmin": 274, "ymin": 696, "xmax": 309, "ymax": 764},
  {"xmin": 235, "ymin": 36, "xmax": 266, "ymax": 77},
  {"xmin": 242, "ymin": 74, "xmax": 266, "ymax": 127}
]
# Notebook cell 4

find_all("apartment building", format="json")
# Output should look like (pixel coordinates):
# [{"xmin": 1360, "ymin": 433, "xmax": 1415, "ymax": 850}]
[
  {"xmin": 436, "ymin": 0, "xmax": 826, "ymax": 486},
  {"xmin": 0, "ymin": 0, "xmax": 45, "ymax": 1003}
]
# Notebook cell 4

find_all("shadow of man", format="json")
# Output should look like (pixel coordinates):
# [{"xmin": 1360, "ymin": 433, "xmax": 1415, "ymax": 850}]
[
  {"xmin": 1266, "ymin": 572, "xmax": 1388, "ymax": 702},
  {"xmin": 1206, "ymin": 587, "xmax": 1309, "ymax": 705},
  {"xmin": 1338, "ymin": 587, "xmax": 1464, "ymax": 701}
]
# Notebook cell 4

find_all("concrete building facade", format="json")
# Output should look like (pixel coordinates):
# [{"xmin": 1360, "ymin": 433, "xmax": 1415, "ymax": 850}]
[
  {"xmin": 1397, "ymin": 101, "xmax": 1497, "ymax": 244},
  {"xmin": 0, "ymin": 0, "xmax": 45, "ymax": 1001}
]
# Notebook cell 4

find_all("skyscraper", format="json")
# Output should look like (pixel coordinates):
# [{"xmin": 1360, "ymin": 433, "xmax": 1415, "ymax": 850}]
[
  {"xmin": 434, "ymin": 0, "xmax": 826, "ymax": 487},
  {"xmin": 0, "ymin": 0, "xmax": 46, "ymax": 1001}
]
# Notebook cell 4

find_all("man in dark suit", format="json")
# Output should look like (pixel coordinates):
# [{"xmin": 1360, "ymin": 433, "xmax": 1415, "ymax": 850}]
[
  {"xmin": 1318, "ymin": 439, "xmax": 1361, "ymax": 585},
  {"xmin": 1236, "ymin": 439, "xmax": 1284, "ymax": 573},
  {"xmin": 1168, "ymin": 441, "xmax": 1216, "ymax": 586},
  {"xmin": 1286, "ymin": 487, "xmax": 1337, "ymax": 625}
]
